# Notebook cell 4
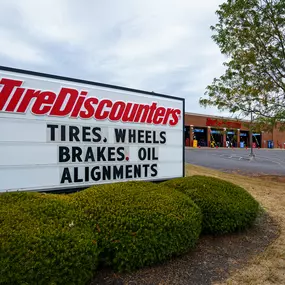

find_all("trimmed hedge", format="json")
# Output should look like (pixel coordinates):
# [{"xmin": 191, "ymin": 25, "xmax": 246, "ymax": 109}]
[
  {"xmin": 0, "ymin": 192, "xmax": 99, "ymax": 285},
  {"xmin": 162, "ymin": 175, "xmax": 260, "ymax": 235},
  {"xmin": 72, "ymin": 181, "xmax": 202, "ymax": 272},
  {"xmin": 0, "ymin": 176, "xmax": 260, "ymax": 283},
  {"xmin": 0, "ymin": 181, "xmax": 202, "ymax": 282}
]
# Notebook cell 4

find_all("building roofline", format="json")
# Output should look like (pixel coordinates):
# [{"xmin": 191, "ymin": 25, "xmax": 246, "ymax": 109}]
[{"xmin": 185, "ymin": 112, "xmax": 250, "ymax": 122}]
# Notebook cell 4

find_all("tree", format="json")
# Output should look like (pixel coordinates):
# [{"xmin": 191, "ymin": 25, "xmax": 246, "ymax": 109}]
[{"xmin": 200, "ymin": 0, "xmax": 285, "ymax": 129}]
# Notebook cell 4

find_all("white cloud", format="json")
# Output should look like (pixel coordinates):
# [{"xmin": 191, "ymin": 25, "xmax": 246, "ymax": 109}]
[
  {"xmin": 0, "ymin": 0, "xmax": 227, "ymax": 115},
  {"xmin": 0, "ymin": 30, "xmax": 45, "ymax": 64}
]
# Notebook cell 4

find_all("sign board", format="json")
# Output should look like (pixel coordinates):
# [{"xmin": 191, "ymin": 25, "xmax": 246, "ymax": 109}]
[
  {"xmin": 211, "ymin": 130, "xmax": 221, "ymax": 134},
  {"xmin": 0, "ymin": 66, "xmax": 185, "ymax": 192},
  {"xmin": 193, "ymin": 128, "xmax": 204, "ymax": 133},
  {"xmin": 206, "ymin": 118, "xmax": 241, "ymax": 129}
]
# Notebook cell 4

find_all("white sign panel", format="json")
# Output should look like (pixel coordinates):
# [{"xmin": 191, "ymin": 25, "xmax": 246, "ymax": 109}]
[{"xmin": 0, "ymin": 66, "xmax": 185, "ymax": 192}]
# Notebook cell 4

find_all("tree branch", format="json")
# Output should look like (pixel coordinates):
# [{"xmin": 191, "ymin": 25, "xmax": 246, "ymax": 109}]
[{"xmin": 265, "ymin": 0, "xmax": 285, "ymax": 59}]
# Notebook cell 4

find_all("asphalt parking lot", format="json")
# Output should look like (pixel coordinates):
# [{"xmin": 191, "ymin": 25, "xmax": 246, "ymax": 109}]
[{"xmin": 185, "ymin": 148, "xmax": 285, "ymax": 176}]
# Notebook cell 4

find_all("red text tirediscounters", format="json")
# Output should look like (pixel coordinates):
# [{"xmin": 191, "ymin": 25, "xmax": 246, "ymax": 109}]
[{"xmin": 0, "ymin": 78, "xmax": 181, "ymax": 126}]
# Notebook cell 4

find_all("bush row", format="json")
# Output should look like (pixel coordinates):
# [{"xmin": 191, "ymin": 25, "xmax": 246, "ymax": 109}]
[{"xmin": 0, "ymin": 176, "xmax": 260, "ymax": 285}]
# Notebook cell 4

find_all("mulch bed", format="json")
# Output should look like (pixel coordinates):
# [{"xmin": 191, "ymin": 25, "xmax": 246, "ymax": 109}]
[{"xmin": 90, "ymin": 212, "xmax": 279, "ymax": 285}]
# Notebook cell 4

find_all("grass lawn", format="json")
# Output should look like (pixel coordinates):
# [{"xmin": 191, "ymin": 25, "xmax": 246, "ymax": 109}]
[{"xmin": 185, "ymin": 164, "xmax": 285, "ymax": 285}]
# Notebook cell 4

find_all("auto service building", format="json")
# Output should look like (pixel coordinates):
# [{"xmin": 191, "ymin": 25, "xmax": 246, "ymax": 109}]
[{"xmin": 184, "ymin": 112, "xmax": 285, "ymax": 149}]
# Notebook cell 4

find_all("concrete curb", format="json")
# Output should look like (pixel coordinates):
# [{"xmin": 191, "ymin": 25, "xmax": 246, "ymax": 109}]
[{"xmin": 185, "ymin": 147, "xmax": 285, "ymax": 151}]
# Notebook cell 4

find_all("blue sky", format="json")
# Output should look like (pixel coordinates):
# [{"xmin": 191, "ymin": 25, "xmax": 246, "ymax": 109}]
[{"xmin": 0, "ymin": 0, "xmax": 230, "ymax": 116}]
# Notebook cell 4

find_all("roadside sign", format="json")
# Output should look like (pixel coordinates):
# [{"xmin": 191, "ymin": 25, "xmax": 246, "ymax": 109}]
[{"xmin": 0, "ymin": 66, "xmax": 185, "ymax": 192}]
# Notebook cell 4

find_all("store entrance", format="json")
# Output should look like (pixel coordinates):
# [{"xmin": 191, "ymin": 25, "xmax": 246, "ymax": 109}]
[
  {"xmin": 193, "ymin": 127, "xmax": 208, "ymax": 147},
  {"xmin": 226, "ymin": 130, "xmax": 237, "ymax": 147},
  {"xmin": 240, "ymin": 131, "xmax": 249, "ymax": 148},
  {"xmin": 253, "ymin": 133, "xmax": 262, "ymax": 148},
  {"xmin": 210, "ymin": 129, "xmax": 223, "ymax": 147},
  {"xmin": 184, "ymin": 126, "xmax": 190, "ymax": 146}
]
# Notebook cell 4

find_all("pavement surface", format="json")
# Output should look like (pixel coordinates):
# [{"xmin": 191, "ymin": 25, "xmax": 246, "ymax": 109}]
[{"xmin": 185, "ymin": 148, "xmax": 285, "ymax": 176}]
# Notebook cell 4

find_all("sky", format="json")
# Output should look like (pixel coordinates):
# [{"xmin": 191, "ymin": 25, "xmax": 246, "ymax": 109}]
[{"xmin": 0, "ymin": 0, "xmax": 230, "ymax": 116}]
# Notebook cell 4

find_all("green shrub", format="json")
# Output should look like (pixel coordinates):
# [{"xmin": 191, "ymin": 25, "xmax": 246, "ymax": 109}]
[
  {"xmin": 0, "ymin": 192, "xmax": 99, "ymax": 285},
  {"xmin": 0, "ymin": 181, "xmax": 203, "ymax": 281},
  {"xmin": 72, "ymin": 181, "xmax": 202, "ymax": 272},
  {"xmin": 162, "ymin": 175, "xmax": 260, "ymax": 235}
]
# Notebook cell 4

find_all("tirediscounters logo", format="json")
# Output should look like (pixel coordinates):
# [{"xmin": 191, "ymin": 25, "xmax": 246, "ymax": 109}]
[{"xmin": 0, "ymin": 78, "xmax": 182, "ymax": 126}]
